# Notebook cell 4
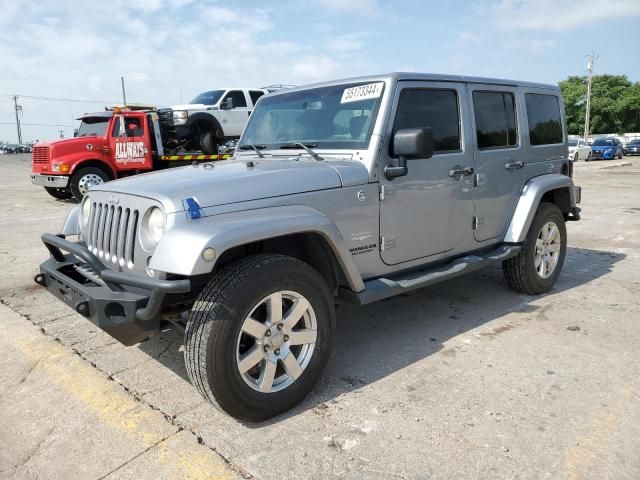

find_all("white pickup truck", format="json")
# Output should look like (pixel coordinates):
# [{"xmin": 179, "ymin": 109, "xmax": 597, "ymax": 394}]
[{"xmin": 158, "ymin": 87, "xmax": 282, "ymax": 154}]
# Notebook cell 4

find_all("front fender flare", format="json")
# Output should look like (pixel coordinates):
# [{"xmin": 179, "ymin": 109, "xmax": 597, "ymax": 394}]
[
  {"xmin": 504, "ymin": 174, "xmax": 578, "ymax": 243},
  {"xmin": 149, "ymin": 205, "xmax": 365, "ymax": 292},
  {"xmin": 62, "ymin": 206, "xmax": 81, "ymax": 236}
]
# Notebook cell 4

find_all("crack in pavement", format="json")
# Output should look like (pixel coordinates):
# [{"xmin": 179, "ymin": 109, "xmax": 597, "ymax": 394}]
[
  {"xmin": 0, "ymin": 426, "xmax": 55, "ymax": 476},
  {"xmin": 96, "ymin": 430, "xmax": 181, "ymax": 480},
  {"xmin": 1, "ymin": 297, "xmax": 254, "ymax": 480}
]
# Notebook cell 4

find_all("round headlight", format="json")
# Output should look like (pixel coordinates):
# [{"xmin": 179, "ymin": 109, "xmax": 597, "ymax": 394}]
[{"xmin": 147, "ymin": 207, "xmax": 165, "ymax": 243}]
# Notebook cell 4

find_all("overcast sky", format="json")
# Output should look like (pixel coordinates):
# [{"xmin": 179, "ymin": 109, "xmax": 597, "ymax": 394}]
[{"xmin": 2, "ymin": 0, "xmax": 639, "ymax": 142}]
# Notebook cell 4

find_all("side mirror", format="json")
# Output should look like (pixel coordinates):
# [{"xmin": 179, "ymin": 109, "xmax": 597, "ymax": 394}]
[
  {"xmin": 73, "ymin": 128, "xmax": 79, "ymax": 138},
  {"xmin": 221, "ymin": 97, "xmax": 234, "ymax": 110},
  {"xmin": 385, "ymin": 128, "xmax": 433, "ymax": 180}
]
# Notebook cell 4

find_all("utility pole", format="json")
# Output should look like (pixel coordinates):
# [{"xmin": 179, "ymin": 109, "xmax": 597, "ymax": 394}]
[
  {"xmin": 13, "ymin": 95, "xmax": 22, "ymax": 144},
  {"xmin": 121, "ymin": 76, "xmax": 127, "ymax": 106},
  {"xmin": 583, "ymin": 52, "xmax": 598, "ymax": 143}
]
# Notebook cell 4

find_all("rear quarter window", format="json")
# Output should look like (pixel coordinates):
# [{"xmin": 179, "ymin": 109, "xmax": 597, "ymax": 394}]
[{"xmin": 525, "ymin": 93, "xmax": 563, "ymax": 145}]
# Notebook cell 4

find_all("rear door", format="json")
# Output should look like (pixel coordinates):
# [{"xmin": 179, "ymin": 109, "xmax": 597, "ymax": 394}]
[{"xmin": 467, "ymin": 85, "xmax": 525, "ymax": 242}]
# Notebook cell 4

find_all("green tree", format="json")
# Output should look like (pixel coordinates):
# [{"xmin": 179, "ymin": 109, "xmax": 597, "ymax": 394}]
[{"xmin": 559, "ymin": 74, "xmax": 640, "ymax": 135}]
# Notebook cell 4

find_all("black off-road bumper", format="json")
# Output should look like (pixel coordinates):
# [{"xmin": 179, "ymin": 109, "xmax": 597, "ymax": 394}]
[{"xmin": 36, "ymin": 233, "xmax": 191, "ymax": 346}]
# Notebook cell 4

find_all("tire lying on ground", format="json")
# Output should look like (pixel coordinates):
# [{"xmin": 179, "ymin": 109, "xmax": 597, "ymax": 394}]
[{"xmin": 184, "ymin": 254, "xmax": 335, "ymax": 422}]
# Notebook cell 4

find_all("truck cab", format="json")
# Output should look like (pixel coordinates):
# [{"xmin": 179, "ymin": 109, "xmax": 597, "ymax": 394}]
[{"xmin": 31, "ymin": 110, "xmax": 156, "ymax": 200}]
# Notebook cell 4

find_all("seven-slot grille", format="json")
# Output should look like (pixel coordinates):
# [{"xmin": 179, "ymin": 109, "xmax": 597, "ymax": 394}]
[
  {"xmin": 32, "ymin": 146, "xmax": 50, "ymax": 164},
  {"xmin": 87, "ymin": 202, "xmax": 139, "ymax": 269}
]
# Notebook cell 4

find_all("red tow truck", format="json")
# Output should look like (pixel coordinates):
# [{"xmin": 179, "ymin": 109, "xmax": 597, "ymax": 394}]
[{"xmin": 31, "ymin": 106, "xmax": 231, "ymax": 201}]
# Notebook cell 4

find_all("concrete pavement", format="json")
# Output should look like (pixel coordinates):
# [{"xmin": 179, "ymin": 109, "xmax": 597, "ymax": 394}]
[{"xmin": 1, "ymin": 154, "xmax": 639, "ymax": 479}]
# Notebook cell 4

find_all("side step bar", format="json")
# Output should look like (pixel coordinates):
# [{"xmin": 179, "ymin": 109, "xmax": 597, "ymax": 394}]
[{"xmin": 340, "ymin": 244, "xmax": 522, "ymax": 305}]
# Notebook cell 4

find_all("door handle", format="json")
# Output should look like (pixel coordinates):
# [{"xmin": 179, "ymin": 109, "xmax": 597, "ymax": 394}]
[
  {"xmin": 449, "ymin": 166, "xmax": 474, "ymax": 178},
  {"xmin": 505, "ymin": 160, "xmax": 524, "ymax": 169}
]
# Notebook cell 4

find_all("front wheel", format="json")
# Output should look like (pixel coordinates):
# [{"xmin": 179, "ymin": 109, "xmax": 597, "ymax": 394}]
[
  {"xmin": 502, "ymin": 202, "xmax": 567, "ymax": 295},
  {"xmin": 184, "ymin": 254, "xmax": 335, "ymax": 421},
  {"xmin": 44, "ymin": 187, "xmax": 73, "ymax": 200},
  {"xmin": 199, "ymin": 130, "xmax": 219, "ymax": 155},
  {"xmin": 69, "ymin": 167, "xmax": 110, "ymax": 201}
]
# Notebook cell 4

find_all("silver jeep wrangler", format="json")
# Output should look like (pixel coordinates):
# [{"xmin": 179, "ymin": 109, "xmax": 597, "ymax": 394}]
[{"xmin": 36, "ymin": 73, "xmax": 581, "ymax": 421}]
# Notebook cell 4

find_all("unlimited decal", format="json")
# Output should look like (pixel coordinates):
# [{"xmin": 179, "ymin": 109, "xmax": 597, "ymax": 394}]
[{"xmin": 115, "ymin": 142, "xmax": 145, "ymax": 162}]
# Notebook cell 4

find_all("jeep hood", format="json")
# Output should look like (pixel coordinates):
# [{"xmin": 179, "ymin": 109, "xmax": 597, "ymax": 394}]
[{"xmin": 92, "ymin": 158, "xmax": 368, "ymax": 213}]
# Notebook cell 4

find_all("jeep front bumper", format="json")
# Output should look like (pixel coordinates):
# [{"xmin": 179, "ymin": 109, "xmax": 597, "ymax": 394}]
[
  {"xmin": 31, "ymin": 174, "xmax": 69, "ymax": 188},
  {"xmin": 36, "ymin": 233, "xmax": 191, "ymax": 346}
]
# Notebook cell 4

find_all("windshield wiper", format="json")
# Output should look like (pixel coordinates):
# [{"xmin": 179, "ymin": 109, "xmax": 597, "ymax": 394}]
[
  {"xmin": 238, "ymin": 144, "xmax": 266, "ymax": 158},
  {"xmin": 280, "ymin": 142, "xmax": 323, "ymax": 161}
]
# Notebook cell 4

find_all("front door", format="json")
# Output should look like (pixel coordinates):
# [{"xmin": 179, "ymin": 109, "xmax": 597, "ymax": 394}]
[
  {"xmin": 110, "ymin": 114, "xmax": 152, "ymax": 171},
  {"xmin": 379, "ymin": 81, "xmax": 475, "ymax": 265},
  {"xmin": 219, "ymin": 90, "xmax": 251, "ymax": 136},
  {"xmin": 467, "ymin": 85, "xmax": 525, "ymax": 242}
]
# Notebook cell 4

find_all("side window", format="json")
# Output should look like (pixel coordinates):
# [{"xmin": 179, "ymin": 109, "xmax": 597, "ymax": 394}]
[
  {"xmin": 124, "ymin": 117, "xmax": 143, "ymax": 137},
  {"xmin": 249, "ymin": 90, "xmax": 265, "ymax": 106},
  {"xmin": 111, "ymin": 117, "xmax": 121, "ymax": 137},
  {"xmin": 472, "ymin": 91, "xmax": 517, "ymax": 149},
  {"xmin": 224, "ymin": 90, "xmax": 248, "ymax": 108},
  {"xmin": 393, "ymin": 88, "xmax": 461, "ymax": 153},
  {"xmin": 525, "ymin": 93, "xmax": 563, "ymax": 145}
]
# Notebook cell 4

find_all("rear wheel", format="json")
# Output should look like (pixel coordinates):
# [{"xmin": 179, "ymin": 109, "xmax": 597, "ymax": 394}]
[
  {"xmin": 185, "ymin": 254, "xmax": 335, "ymax": 421},
  {"xmin": 44, "ymin": 187, "xmax": 73, "ymax": 200},
  {"xmin": 502, "ymin": 202, "xmax": 567, "ymax": 295},
  {"xmin": 69, "ymin": 167, "xmax": 110, "ymax": 201}
]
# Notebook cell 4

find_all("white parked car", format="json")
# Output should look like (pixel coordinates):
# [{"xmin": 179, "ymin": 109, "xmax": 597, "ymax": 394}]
[{"xmin": 568, "ymin": 138, "xmax": 591, "ymax": 161}]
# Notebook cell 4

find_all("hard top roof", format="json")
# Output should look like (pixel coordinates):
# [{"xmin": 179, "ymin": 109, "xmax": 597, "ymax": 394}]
[{"xmin": 268, "ymin": 72, "xmax": 560, "ymax": 96}]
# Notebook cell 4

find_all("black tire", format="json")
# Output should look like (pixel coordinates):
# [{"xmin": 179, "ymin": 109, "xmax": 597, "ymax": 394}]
[
  {"xmin": 502, "ymin": 202, "xmax": 567, "ymax": 295},
  {"xmin": 44, "ymin": 187, "xmax": 73, "ymax": 200},
  {"xmin": 185, "ymin": 254, "xmax": 335, "ymax": 421},
  {"xmin": 69, "ymin": 167, "xmax": 110, "ymax": 201},
  {"xmin": 200, "ymin": 130, "xmax": 219, "ymax": 155}
]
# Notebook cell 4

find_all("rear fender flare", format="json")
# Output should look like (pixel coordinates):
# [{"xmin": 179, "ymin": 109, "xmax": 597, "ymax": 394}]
[{"xmin": 504, "ymin": 174, "xmax": 578, "ymax": 243}]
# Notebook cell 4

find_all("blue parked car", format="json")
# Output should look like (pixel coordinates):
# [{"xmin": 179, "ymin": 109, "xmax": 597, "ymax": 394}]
[{"xmin": 589, "ymin": 137, "xmax": 624, "ymax": 160}]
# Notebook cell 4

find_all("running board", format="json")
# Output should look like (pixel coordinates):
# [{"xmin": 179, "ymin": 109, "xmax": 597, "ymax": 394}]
[{"xmin": 340, "ymin": 244, "xmax": 522, "ymax": 305}]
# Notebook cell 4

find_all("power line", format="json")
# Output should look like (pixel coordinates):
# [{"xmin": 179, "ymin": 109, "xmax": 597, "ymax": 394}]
[
  {"xmin": 0, "ymin": 122, "xmax": 73, "ymax": 127},
  {"xmin": 0, "ymin": 93, "xmax": 119, "ymax": 104}
]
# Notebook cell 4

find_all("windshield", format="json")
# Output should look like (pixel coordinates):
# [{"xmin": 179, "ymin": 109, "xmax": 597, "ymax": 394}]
[
  {"xmin": 568, "ymin": 140, "xmax": 578, "ymax": 146},
  {"xmin": 593, "ymin": 139, "xmax": 614, "ymax": 146},
  {"xmin": 629, "ymin": 139, "xmax": 640, "ymax": 145},
  {"xmin": 239, "ymin": 81, "xmax": 385, "ymax": 150},
  {"xmin": 77, "ymin": 117, "xmax": 110, "ymax": 137},
  {"xmin": 190, "ymin": 90, "xmax": 225, "ymax": 105}
]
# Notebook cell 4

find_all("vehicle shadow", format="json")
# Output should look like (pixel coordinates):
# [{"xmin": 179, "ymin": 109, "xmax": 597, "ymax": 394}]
[{"xmin": 136, "ymin": 246, "xmax": 624, "ymax": 424}]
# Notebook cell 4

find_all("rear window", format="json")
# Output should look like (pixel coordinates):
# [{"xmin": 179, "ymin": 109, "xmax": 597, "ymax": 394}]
[
  {"xmin": 525, "ymin": 93, "xmax": 563, "ymax": 145},
  {"xmin": 472, "ymin": 91, "xmax": 518, "ymax": 149}
]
